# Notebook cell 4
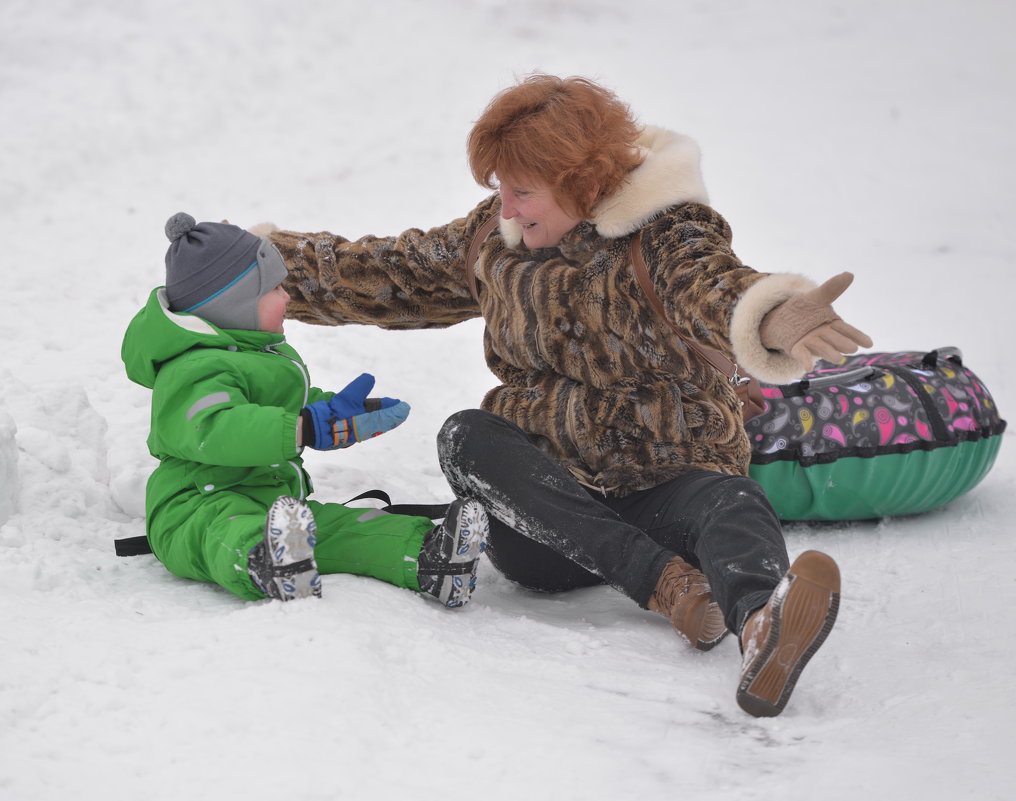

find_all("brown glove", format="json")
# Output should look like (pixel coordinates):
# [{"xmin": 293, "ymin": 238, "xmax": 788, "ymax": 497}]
[{"xmin": 759, "ymin": 272, "xmax": 873, "ymax": 371}]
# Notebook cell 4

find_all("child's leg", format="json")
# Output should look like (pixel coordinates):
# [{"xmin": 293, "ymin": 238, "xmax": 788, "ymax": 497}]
[
  {"xmin": 150, "ymin": 491, "xmax": 272, "ymax": 600},
  {"xmin": 307, "ymin": 500, "xmax": 434, "ymax": 591}
]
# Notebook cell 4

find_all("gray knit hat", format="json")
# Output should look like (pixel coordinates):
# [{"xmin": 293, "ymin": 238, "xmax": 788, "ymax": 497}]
[{"xmin": 164, "ymin": 212, "xmax": 288, "ymax": 331}]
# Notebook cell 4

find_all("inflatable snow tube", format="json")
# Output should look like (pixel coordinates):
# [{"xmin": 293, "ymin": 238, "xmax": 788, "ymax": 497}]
[{"xmin": 746, "ymin": 347, "xmax": 1006, "ymax": 520}]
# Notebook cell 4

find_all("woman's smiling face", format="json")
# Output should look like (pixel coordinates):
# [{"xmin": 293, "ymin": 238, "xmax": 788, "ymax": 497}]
[{"xmin": 497, "ymin": 176, "xmax": 582, "ymax": 249}]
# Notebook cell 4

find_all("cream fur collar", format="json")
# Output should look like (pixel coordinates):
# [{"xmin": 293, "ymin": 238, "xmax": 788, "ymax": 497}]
[{"xmin": 499, "ymin": 125, "xmax": 709, "ymax": 246}]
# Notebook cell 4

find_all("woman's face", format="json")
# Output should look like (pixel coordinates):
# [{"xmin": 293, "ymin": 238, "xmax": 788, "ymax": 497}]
[{"xmin": 497, "ymin": 176, "xmax": 582, "ymax": 249}]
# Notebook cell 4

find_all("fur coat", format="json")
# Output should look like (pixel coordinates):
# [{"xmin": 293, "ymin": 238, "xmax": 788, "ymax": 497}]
[{"xmin": 270, "ymin": 126, "xmax": 815, "ymax": 495}]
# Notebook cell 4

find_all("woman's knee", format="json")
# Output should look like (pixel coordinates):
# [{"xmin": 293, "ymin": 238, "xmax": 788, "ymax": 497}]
[
  {"xmin": 730, "ymin": 476, "xmax": 781, "ymax": 524},
  {"xmin": 437, "ymin": 409, "xmax": 513, "ymax": 463},
  {"xmin": 718, "ymin": 474, "xmax": 772, "ymax": 505},
  {"xmin": 694, "ymin": 472, "xmax": 767, "ymax": 506},
  {"xmin": 705, "ymin": 476, "xmax": 785, "ymax": 551}
]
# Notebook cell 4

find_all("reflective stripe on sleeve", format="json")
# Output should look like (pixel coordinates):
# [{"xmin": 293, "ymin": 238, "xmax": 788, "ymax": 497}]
[{"xmin": 186, "ymin": 392, "xmax": 232, "ymax": 421}]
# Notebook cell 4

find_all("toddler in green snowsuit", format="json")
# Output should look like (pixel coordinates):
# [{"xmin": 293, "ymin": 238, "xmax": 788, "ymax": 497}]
[{"xmin": 121, "ymin": 212, "xmax": 488, "ymax": 604}]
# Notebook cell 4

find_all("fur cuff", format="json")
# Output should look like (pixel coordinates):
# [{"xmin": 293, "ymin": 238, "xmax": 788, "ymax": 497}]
[
  {"xmin": 248, "ymin": 222, "xmax": 280, "ymax": 237},
  {"xmin": 730, "ymin": 273, "xmax": 818, "ymax": 385}
]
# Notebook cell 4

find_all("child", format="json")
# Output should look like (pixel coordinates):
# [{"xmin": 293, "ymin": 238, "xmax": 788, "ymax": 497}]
[{"xmin": 121, "ymin": 212, "xmax": 488, "ymax": 605}]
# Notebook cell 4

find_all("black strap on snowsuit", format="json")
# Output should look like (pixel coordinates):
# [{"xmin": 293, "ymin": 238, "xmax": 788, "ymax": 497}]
[{"xmin": 113, "ymin": 490, "xmax": 450, "ymax": 557}]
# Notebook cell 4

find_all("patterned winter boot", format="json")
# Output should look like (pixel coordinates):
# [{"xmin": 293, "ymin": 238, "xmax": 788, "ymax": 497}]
[
  {"xmin": 417, "ymin": 499, "xmax": 489, "ymax": 608},
  {"xmin": 648, "ymin": 556, "xmax": 728, "ymax": 651},
  {"xmin": 737, "ymin": 550, "xmax": 840, "ymax": 717},
  {"xmin": 248, "ymin": 496, "xmax": 322, "ymax": 601}
]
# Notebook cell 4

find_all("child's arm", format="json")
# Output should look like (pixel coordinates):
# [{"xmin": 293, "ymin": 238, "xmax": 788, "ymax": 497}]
[{"xmin": 150, "ymin": 359, "xmax": 302, "ymax": 467}]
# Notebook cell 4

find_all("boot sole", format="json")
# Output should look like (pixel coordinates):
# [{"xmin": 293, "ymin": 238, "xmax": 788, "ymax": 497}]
[
  {"xmin": 265, "ymin": 496, "xmax": 322, "ymax": 601},
  {"xmin": 677, "ymin": 596, "xmax": 728, "ymax": 651},
  {"xmin": 736, "ymin": 550, "xmax": 839, "ymax": 717},
  {"xmin": 692, "ymin": 601, "xmax": 729, "ymax": 651},
  {"xmin": 428, "ymin": 500, "xmax": 489, "ymax": 608}
]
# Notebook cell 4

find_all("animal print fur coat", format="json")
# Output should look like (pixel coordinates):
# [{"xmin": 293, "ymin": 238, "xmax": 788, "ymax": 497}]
[{"xmin": 270, "ymin": 126, "xmax": 817, "ymax": 495}]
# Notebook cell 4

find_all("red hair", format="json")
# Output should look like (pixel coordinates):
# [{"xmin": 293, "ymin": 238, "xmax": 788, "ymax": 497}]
[{"xmin": 467, "ymin": 74, "xmax": 644, "ymax": 219}]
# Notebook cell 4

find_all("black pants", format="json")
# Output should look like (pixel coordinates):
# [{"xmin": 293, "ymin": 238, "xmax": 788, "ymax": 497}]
[{"xmin": 437, "ymin": 409, "xmax": 789, "ymax": 633}]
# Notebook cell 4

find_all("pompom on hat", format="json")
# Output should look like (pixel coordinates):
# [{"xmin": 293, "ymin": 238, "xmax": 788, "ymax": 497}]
[{"xmin": 163, "ymin": 212, "xmax": 288, "ymax": 331}]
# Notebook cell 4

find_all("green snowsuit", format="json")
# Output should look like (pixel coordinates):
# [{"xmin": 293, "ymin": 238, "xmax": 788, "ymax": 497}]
[{"xmin": 121, "ymin": 287, "xmax": 434, "ymax": 600}]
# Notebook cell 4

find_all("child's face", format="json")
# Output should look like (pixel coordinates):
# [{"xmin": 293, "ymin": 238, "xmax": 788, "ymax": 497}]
[{"xmin": 257, "ymin": 284, "xmax": 290, "ymax": 334}]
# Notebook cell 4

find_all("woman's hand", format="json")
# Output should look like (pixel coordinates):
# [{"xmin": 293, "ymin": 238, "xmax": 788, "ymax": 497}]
[{"xmin": 759, "ymin": 272, "xmax": 873, "ymax": 371}]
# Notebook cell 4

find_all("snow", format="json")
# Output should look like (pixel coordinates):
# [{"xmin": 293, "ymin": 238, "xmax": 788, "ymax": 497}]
[{"xmin": 1, "ymin": 0, "xmax": 1014, "ymax": 798}]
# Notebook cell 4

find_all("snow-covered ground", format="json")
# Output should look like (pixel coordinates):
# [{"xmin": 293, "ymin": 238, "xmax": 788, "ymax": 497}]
[{"xmin": 2, "ymin": 1, "xmax": 1013, "ymax": 799}]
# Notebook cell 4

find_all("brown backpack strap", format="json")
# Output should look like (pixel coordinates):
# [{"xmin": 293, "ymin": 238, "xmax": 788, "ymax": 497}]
[
  {"xmin": 629, "ymin": 231, "xmax": 737, "ymax": 377},
  {"xmin": 465, "ymin": 212, "xmax": 502, "ymax": 303},
  {"xmin": 630, "ymin": 231, "xmax": 766, "ymax": 420}
]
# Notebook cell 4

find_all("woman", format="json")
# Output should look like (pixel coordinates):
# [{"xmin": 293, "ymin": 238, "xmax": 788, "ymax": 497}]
[{"xmin": 269, "ymin": 74, "xmax": 871, "ymax": 717}]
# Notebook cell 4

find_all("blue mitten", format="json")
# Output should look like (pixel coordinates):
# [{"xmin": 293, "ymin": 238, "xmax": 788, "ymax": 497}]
[{"xmin": 302, "ymin": 373, "xmax": 410, "ymax": 450}]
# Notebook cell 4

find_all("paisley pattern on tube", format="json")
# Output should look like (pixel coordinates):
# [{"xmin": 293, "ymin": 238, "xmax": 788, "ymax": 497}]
[{"xmin": 747, "ymin": 348, "xmax": 1006, "ymax": 467}]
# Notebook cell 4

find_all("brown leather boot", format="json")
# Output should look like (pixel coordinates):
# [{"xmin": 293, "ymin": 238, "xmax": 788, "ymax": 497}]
[
  {"xmin": 737, "ymin": 550, "xmax": 840, "ymax": 717},
  {"xmin": 648, "ymin": 556, "xmax": 728, "ymax": 651}
]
